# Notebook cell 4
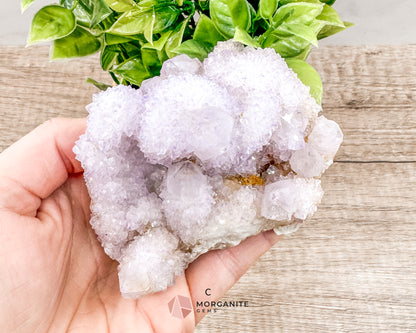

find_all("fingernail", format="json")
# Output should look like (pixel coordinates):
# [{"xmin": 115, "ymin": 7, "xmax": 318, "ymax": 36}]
[{"xmin": 273, "ymin": 222, "xmax": 302, "ymax": 236}]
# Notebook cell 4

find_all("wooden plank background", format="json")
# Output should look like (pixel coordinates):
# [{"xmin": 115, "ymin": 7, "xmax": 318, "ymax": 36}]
[{"xmin": 1, "ymin": 45, "xmax": 415, "ymax": 332}]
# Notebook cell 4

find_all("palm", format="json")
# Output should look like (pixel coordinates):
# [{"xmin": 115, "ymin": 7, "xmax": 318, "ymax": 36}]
[
  {"xmin": 1, "ymin": 174, "xmax": 195, "ymax": 332},
  {"xmin": 0, "ymin": 119, "xmax": 279, "ymax": 333}
]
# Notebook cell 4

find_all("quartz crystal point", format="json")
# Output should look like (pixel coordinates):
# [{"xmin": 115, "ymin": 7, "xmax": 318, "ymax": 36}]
[{"xmin": 74, "ymin": 40, "xmax": 343, "ymax": 298}]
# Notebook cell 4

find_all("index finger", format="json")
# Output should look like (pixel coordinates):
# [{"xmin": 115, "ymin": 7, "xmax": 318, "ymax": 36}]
[{"xmin": 0, "ymin": 118, "xmax": 86, "ymax": 215}]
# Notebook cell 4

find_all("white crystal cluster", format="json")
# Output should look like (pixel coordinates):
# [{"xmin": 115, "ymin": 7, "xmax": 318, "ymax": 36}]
[{"xmin": 74, "ymin": 41, "xmax": 343, "ymax": 298}]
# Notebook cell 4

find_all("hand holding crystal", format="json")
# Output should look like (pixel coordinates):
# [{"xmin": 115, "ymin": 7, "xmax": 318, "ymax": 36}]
[{"xmin": 0, "ymin": 118, "xmax": 280, "ymax": 332}]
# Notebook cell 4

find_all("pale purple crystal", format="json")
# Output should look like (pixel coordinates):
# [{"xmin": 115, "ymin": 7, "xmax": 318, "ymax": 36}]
[{"xmin": 74, "ymin": 41, "xmax": 342, "ymax": 298}]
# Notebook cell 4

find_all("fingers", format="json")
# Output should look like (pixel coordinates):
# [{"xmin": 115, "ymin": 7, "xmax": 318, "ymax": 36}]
[
  {"xmin": 0, "ymin": 118, "xmax": 86, "ymax": 215},
  {"xmin": 185, "ymin": 230, "xmax": 281, "ymax": 324},
  {"xmin": 137, "ymin": 275, "xmax": 196, "ymax": 333}
]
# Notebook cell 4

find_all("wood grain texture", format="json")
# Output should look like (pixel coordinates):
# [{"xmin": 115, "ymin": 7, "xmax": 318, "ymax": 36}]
[
  {"xmin": 1, "ymin": 45, "xmax": 415, "ymax": 332},
  {"xmin": 309, "ymin": 45, "xmax": 416, "ymax": 162}
]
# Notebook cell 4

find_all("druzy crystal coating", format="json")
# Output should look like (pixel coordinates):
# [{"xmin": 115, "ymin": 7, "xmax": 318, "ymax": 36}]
[{"xmin": 74, "ymin": 41, "xmax": 343, "ymax": 298}]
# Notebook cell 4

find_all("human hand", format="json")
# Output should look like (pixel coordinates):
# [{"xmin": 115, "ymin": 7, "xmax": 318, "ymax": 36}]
[{"xmin": 0, "ymin": 118, "xmax": 280, "ymax": 333}]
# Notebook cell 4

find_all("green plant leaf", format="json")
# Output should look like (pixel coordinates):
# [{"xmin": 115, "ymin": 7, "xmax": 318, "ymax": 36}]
[
  {"xmin": 174, "ymin": 39, "xmax": 213, "ymax": 61},
  {"xmin": 165, "ymin": 18, "xmax": 189, "ymax": 58},
  {"xmin": 108, "ymin": 6, "xmax": 180, "ymax": 36},
  {"xmin": 111, "ymin": 58, "xmax": 151, "ymax": 85},
  {"xmin": 86, "ymin": 77, "xmax": 112, "ymax": 90},
  {"xmin": 105, "ymin": 33, "xmax": 147, "ymax": 44},
  {"xmin": 101, "ymin": 45, "xmax": 120, "ymax": 70},
  {"xmin": 270, "ymin": 35, "xmax": 310, "ymax": 58},
  {"xmin": 141, "ymin": 48, "xmax": 162, "ymax": 76},
  {"xmin": 279, "ymin": 0, "xmax": 322, "ymax": 6},
  {"xmin": 120, "ymin": 41, "xmax": 142, "ymax": 58},
  {"xmin": 21, "ymin": 0, "xmax": 35, "ymax": 13},
  {"xmin": 193, "ymin": 14, "xmax": 225, "ymax": 46},
  {"xmin": 143, "ymin": 31, "xmax": 173, "ymax": 51},
  {"xmin": 290, "ymin": 44, "xmax": 311, "ymax": 60},
  {"xmin": 316, "ymin": 4, "xmax": 344, "ymax": 27},
  {"xmin": 72, "ymin": 2, "xmax": 92, "ymax": 27},
  {"xmin": 234, "ymin": 27, "xmax": 260, "ymax": 48},
  {"xmin": 143, "ymin": 8, "xmax": 156, "ymax": 43},
  {"xmin": 90, "ymin": 0, "xmax": 113, "ymax": 27},
  {"xmin": 318, "ymin": 21, "xmax": 353, "ymax": 39},
  {"xmin": 152, "ymin": 5, "xmax": 183, "ymax": 33},
  {"xmin": 105, "ymin": 0, "xmax": 136, "ymax": 12},
  {"xmin": 277, "ymin": 22, "xmax": 320, "ymax": 46},
  {"xmin": 157, "ymin": 49, "xmax": 169, "ymax": 63},
  {"xmin": 28, "ymin": 5, "xmax": 76, "ymax": 45},
  {"xmin": 263, "ymin": 16, "xmax": 323, "ymax": 48},
  {"xmin": 209, "ymin": 0, "xmax": 251, "ymax": 38},
  {"xmin": 259, "ymin": 8, "xmax": 291, "ymax": 47},
  {"xmin": 286, "ymin": 58, "xmax": 322, "ymax": 104},
  {"xmin": 51, "ymin": 26, "xmax": 101, "ymax": 59},
  {"xmin": 320, "ymin": 0, "xmax": 336, "ymax": 5},
  {"xmin": 107, "ymin": 8, "xmax": 152, "ymax": 35},
  {"xmin": 105, "ymin": 33, "xmax": 133, "ymax": 45},
  {"xmin": 60, "ymin": 0, "xmax": 74, "ymax": 8},
  {"xmin": 259, "ymin": 0, "xmax": 278, "ymax": 20},
  {"xmin": 26, "ymin": 0, "xmax": 349, "ymax": 88},
  {"xmin": 273, "ymin": 2, "xmax": 324, "ymax": 26}
]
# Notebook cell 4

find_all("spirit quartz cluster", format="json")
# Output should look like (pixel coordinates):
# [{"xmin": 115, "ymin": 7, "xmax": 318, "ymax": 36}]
[{"xmin": 74, "ymin": 40, "xmax": 343, "ymax": 298}]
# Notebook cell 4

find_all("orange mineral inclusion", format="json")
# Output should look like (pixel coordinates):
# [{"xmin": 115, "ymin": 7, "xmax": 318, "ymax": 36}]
[{"xmin": 233, "ymin": 174, "xmax": 265, "ymax": 186}]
